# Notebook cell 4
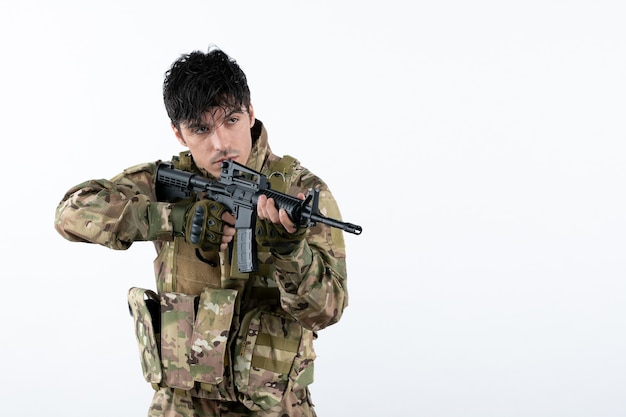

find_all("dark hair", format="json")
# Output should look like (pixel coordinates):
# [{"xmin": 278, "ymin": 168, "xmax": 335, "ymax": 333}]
[{"xmin": 163, "ymin": 46, "xmax": 251, "ymax": 129}]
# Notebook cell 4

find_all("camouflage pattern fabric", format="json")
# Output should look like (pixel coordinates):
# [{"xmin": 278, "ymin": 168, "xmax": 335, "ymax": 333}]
[
  {"xmin": 190, "ymin": 287, "xmax": 238, "ymax": 386},
  {"xmin": 55, "ymin": 120, "xmax": 346, "ymax": 416},
  {"xmin": 160, "ymin": 292, "xmax": 196, "ymax": 390},
  {"xmin": 149, "ymin": 386, "xmax": 316, "ymax": 417},
  {"xmin": 233, "ymin": 307, "xmax": 315, "ymax": 411},
  {"xmin": 128, "ymin": 287, "xmax": 162, "ymax": 384}
]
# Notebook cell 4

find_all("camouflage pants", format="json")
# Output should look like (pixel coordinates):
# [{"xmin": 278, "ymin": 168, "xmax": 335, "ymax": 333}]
[{"xmin": 148, "ymin": 387, "xmax": 316, "ymax": 417}]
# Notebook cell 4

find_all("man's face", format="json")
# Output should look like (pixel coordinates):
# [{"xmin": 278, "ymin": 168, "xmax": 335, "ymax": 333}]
[{"xmin": 173, "ymin": 105, "xmax": 255, "ymax": 178}]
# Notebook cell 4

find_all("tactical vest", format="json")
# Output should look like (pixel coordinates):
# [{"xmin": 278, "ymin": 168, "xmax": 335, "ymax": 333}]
[{"xmin": 128, "ymin": 152, "xmax": 316, "ymax": 411}]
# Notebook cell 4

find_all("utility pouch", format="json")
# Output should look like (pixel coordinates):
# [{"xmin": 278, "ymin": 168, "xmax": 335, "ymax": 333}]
[
  {"xmin": 159, "ymin": 288, "xmax": 238, "ymax": 391},
  {"xmin": 190, "ymin": 287, "xmax": 238, "ymax": 385},
  {"xmin": 233, "ymin": 307, "xmax": 316, "ymax": 411},
  {"xmin": 128, "ymin": 287, "xmax": 162, "ymax": 384},
  {"xmin": 160, "ymin": 292, "xmax": 196, "ymax": 390}
]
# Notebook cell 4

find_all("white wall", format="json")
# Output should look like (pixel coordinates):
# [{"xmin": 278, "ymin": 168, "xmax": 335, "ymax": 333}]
[{"xmin": 1, "ymin": 1, "xmax": 624, "ymax": 416}]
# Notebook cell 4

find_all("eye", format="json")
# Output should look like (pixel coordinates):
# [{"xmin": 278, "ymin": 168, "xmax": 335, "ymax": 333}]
[
  {"xmin": 226, "ymin": 116, "xmax": 239, "ymax": 125},
  {"xmin": 192, "ymin": 125, "xmax": 213, "ymax": 135}
]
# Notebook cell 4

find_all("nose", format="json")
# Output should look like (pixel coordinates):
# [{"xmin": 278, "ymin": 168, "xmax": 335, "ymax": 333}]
[{"xmin": 210, "ymin": 125, "xmax": 230, "ymax": 151}]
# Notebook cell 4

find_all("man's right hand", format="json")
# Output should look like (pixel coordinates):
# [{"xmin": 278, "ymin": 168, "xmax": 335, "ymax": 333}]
[{"xmin": 172, "ymin": 199, "xmax": 235, "ymax": 251}]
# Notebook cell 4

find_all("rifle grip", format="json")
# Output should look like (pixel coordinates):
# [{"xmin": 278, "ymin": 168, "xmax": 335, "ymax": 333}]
[{"xmin": 236, "ymin": 228, "xmax": 257, "ymax": 273}]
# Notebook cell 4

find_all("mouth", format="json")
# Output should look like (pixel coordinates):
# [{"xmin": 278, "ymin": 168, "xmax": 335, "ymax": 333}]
[{"xmin": 215, "ymin": 156, "xmax": 237, "ymax": 165}]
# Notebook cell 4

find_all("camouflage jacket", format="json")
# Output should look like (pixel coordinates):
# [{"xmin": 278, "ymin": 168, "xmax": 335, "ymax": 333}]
[{"xmin": 54, "ymin": 120, "xmax": 348, "ymax": 407}]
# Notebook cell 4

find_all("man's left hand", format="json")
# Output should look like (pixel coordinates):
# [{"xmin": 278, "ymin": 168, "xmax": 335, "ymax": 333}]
[{"xmin": 256, "ymin": 193, "xmax": 307, "ymax": 253}]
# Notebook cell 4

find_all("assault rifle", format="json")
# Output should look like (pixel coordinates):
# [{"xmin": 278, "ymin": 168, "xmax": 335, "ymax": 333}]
[{"xmin": 155, "ymin": 159, "xmax": 362, "ymax": 273}]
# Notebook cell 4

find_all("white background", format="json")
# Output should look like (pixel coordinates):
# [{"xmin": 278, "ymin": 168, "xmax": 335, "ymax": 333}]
[{"xmin": 1, "ymin": 1, "xmax": 625, "ymax": 416}]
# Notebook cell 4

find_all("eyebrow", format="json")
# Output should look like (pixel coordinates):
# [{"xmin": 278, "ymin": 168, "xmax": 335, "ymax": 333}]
[
  {"xmin": 186, "ymin": 121, "xmax": 211, "ymax": 131},
  {"xmin": 224, "ymin": 108, "xmax": 246, "ymax": 118},
  {"xmin": 186, "ymin": 108, "xmax": 246, "ymax": 130}
]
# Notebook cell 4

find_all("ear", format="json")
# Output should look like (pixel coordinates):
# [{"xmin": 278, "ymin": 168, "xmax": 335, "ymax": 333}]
[
  {"xmin": 248, "ymin": 104, "xmax": 255, "ymax": 124},
  {"xmin": 172, "ymin": 123, "xmax": 187, "ymax": 147}
]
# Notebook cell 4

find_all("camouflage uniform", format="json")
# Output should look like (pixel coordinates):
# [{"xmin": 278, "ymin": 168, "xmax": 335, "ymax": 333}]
[{"xmin": 55, "ymin": 120, "xmax": 348, "ymax": 417}]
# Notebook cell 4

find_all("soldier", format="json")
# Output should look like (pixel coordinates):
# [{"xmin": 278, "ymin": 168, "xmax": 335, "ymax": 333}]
[{"xmin": 54, "ymin": 46, "xmax": 349, "ymax": 417}]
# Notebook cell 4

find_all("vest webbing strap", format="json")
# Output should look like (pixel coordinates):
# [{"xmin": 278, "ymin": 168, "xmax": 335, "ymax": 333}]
[
  {"xmin": 251, "ymin": 356, "xmax": 293, "ymax": 375},
  {"xmin": 255, "ymin": 332, "xmax": 300, "ymax": 353}
]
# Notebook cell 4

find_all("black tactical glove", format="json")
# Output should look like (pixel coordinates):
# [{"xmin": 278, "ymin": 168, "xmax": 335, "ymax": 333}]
[
  {"xmin": 255, "ymin": 219, "xmax": 307, "ymax": 255},
  {"xmin": 171, "ymin": 199, "xmax": 229, "ymax": 251}
]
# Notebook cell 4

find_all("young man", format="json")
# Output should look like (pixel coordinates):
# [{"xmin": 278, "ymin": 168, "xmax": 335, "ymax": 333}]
[{"xmin": 55, "ymin": 47, "xmax": 349, "ymax": 417}]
